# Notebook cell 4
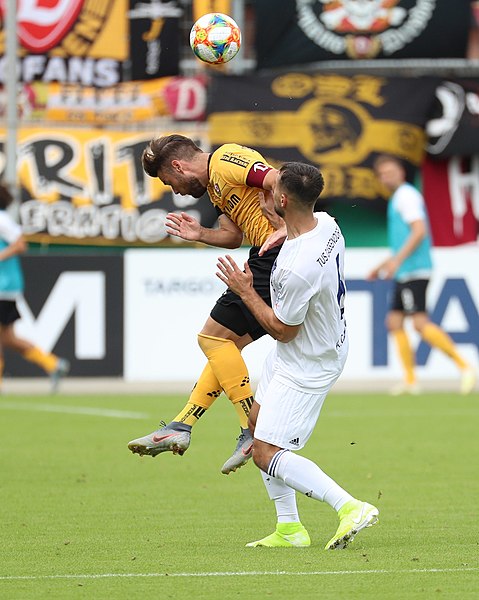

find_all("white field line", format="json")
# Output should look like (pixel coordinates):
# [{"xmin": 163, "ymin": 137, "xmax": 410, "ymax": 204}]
[
  {"xmin": 0, "ymin": 567, "xmax": 478, "ymax": 581},
  {"xmin": 0, "ymin": 401, "xmax": 148, "ymax": 420}
]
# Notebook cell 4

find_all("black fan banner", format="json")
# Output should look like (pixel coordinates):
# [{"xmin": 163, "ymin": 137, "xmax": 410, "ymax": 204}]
[
  {"xmin": 254, "ymin": 0, "xmax": 472, "ymax": 67},
  {"xmin": 426, "ymin": 79, "xmax": 479, "ymax": 158},
  {"xmin": 208, "ymin": 71, "xmax": 439, "ymax": 244}
]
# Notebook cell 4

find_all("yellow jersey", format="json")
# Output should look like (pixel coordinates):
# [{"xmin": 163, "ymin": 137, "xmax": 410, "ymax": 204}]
[{"xmin": 206, "ymin": 144, "xmax": 275, "ymax": 247}]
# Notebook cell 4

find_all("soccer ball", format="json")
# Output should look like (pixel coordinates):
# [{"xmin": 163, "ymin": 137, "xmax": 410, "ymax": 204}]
[{"xmin": 190, "ymin": 13, "xmax": 241, "ymax": 65}]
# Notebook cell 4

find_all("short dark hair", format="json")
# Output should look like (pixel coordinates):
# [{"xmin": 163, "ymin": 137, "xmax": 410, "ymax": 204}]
[
  {"xmin": 0, "ymin": 183, "xmax": 13, "ymax": 210},
  {"xmin": 278, "ymin": 162, "xmax": 324, "ymax": 208},
  {"xmin": 373, "ymin": 154, "xmax": 405, "ymax": 172},
  {"xmin": 141, "ymin": 135, "xmax": 203, "ymax": 177}
]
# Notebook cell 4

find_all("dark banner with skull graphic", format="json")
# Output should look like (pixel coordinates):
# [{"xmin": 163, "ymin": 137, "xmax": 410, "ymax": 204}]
[
  {"xmin": 208, "ymin": 71, "xmax": 438, "ymax": 245},
  {"xmin": 254, "ymin": 0, "xmax": 471, "ymax": 65},
  {"xmin": 426, "ymin": 79, "xmax": 479, "ymax": 158}
]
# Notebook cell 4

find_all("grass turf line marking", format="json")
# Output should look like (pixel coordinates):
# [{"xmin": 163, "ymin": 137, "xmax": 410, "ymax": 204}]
[
  {"xmin": 1, "ymin": 567, "xmax": 478, "ymax": 581},
  {"xmin": 0, "ymin": 401, "xmax": 148, "ymax": 420}
]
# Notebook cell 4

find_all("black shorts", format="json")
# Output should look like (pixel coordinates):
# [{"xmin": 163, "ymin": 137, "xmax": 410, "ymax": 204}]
[
  {"xmin": 391, "ymin": 279, "xmax": 428, "ymax": 314},
  {"xmin": 0, "ymin": 300, "xmax": 21, "ymax": 326},
  {"xmin": 210, "ymin": 245, "xmax": 281, "ymax": 340}
]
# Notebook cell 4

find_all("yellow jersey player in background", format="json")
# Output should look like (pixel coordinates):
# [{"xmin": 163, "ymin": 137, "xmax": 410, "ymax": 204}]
[{"xmin": 128, "ymin": 135, "xmax": 280, "ymax": 474}]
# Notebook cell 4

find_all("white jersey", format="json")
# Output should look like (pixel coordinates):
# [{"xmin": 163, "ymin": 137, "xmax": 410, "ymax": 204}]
[
  {"xmin": 270, "ymin": 212, "xmax": 348, "ymax": 391},
  {"xmin": 0, "ymin": 210, "xmax": 24, "ymax": 299}
]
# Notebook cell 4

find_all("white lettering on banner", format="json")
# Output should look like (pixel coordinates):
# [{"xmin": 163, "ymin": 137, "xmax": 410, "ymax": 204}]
[
  {"xmin": 466, "ymin": 93, "xmax": 479, "ymax": 115},
  {"xmin": 381, "ymin": 0, "xmax": 436, "ymax": 54},
  {"xmin": 447, "ymin": 156, "xmax": 479, "ymax": 237},
  {"xmin": 146, "ymin": 39, "xmax": 161, "ymax": 75},
  {"xmin": 0, "ymin": 57, "xmax": 120, "ymax": 87},
  {"xmin": 296, "ymin": 0, "xmax": 435, "ymax": 58},
  {"xmin": 20, "ymin": 200, "xmax": 168, "ymax": 243},
  {"xmin": 172, "ymin": 79, "xmax": 206, "ymax": 120},
  {"xmin": 425, "ymin": 82, "xmax": 465, "ymax": 155},
  {"xmin": 85, "ymin": 141, "xmax": 113, "ymax": 206},
  {"xmin": 16, "ymin": 272, "xmax": 105, "ymax": 359}
]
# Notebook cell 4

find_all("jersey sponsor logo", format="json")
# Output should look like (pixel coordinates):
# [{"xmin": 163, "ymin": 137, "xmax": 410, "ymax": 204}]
[
  {"xmin": 336, "ymin": 325, "xmax": 347, "ymax": 350},
  {"xmin": 272, "ymin": 278, "xmax": 285, "ymax": 310},
  {"xmin": 316, "ymin": 225, "xmax": 342, "ymax": 266},
  {"xmin": 223, "ymin": 193, "xmax": 241, "ymax": 216},
  {"xmin": 220, "ymin": 153, "xmax": 249, "ymax": 168}
]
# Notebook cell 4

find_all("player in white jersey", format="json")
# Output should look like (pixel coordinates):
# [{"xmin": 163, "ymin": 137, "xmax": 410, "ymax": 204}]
[{"xmin": 217, "ymin": 162, "xmax": 379, "ymax": 550}]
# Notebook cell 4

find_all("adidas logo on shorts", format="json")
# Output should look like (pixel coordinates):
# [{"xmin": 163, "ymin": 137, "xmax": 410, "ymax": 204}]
[{"xmin": 289, "ymin": 437, "xmax": 300, "ymax": 446}]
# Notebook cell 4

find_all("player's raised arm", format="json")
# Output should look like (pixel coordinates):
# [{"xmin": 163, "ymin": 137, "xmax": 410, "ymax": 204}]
[{"xmin": 166, "ymin": 211, "xmax": 243, "ymax": 249}]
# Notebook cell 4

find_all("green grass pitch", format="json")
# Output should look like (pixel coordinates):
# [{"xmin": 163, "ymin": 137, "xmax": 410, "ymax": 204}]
[{"xmin": 1, "ymin": 391, "xmax": 478, "ymax": 599}]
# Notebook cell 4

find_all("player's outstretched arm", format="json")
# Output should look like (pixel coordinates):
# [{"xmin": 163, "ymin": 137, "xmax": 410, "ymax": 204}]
[{"xmin": 165, "ymin": 211, "xmax": 202, "ymax": 241}]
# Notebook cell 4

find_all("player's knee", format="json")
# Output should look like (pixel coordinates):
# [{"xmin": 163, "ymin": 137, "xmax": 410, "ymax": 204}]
[
  {"xmin": 252, "ymin": 441, "xmax": 278, "ymax": 472},
  {"xmin": 386, "ymin": 312, "xmax": 402, "ymax": 332},
  {"xmin": 412, "ymin": 313, "xmax": 429, "ymax": 333},
  {"xmin": 197, "ymin": 332, "xmax": 229, "ymax": 355},
  {"xmin": 251, "ymin": 443, "xmax": 268, "ymax": 471},
  {"xmin": 251, "ymin": 447, "xmax": 264, "ymax": 470}
]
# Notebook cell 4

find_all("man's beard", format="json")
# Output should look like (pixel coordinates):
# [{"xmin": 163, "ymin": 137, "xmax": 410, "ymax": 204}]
[{"xmin": 187, "ymin": 176, "xmax": 207, "ymax": 198}]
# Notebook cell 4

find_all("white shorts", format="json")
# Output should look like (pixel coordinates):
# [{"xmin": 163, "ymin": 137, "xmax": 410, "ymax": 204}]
[{"xmin": 254, "ymin": 349, "xmax": 332, "ymax": 450}]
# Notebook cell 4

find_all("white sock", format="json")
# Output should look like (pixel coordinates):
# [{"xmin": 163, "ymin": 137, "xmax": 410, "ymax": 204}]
[
  {"xmin": 260, "ymin": 470, "xmax": 299, "ymax": 523},
  {"xmin": 269, "ymin": 449, "xmax": 353, "ymax": 512}
]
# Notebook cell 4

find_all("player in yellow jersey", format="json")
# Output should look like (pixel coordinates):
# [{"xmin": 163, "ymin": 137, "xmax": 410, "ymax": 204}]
[{"xmin": 128, "ymin": 134, "xmax": 281, "ymax": 474}]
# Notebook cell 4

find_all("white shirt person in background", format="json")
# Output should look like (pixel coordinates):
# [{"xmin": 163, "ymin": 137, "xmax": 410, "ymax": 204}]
[
  {"xmin": 0, "ymin": 184, "xmax": 69, "ymax": 393},
  {"xmin": 217, "ymin": 162, "xmax": 379, "ymax": 549}
]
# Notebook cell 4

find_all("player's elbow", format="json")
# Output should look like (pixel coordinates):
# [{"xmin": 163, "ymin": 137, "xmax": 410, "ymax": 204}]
[
  {"xmin": 276, "ymin": 331, "xmax": 296, "ymax": 343},
  {"xmin": 411, "ymin": 220, "xmax": 427, "ymax": 241},
  {"xmin": 226, "ymin": 232, "xmax": 244, "ymax": 249},
  {"xmin": 15, "ymin": 238, "xmax": 27, "ymax": 254},
  {"xmin": 274, "ymin": 323, "xmax": 300, "ymax": 343}
]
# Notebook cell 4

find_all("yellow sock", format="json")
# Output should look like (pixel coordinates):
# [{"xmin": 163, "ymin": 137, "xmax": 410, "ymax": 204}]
[
  {"xmin": 22, "ymin": 347, "xmax": 58, "ymax": 374},
  {"xmin": 421, "ymin": 323, "xmax": 468, "ymax": 370},
  {"xmin": 173, "ymin": 363, "xmax": 222, "ymax": 426},
  {"xmin": 197, "ymin": 334, "xmax": 254, "ymax": 417},
  {"xmin": 233, "ymin": 395, "xmax": 254, "ymax": 428},
  {"xmin": 392, "ymin": 329, "xmax": 416, "ymax": 385}
]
